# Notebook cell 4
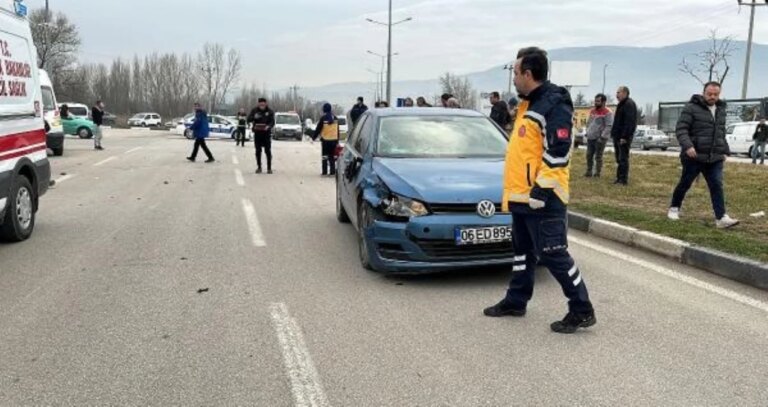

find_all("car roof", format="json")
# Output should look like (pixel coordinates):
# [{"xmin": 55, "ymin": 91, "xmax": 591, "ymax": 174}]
[{"xmin": 365, "ymin": 107, "xmax": 486, "ymax": 118}]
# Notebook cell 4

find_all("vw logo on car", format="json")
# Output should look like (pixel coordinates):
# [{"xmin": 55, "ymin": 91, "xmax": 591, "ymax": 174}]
[{"xmin": 477, "ymin": 200, "xmax": 496, "ymax": 218}]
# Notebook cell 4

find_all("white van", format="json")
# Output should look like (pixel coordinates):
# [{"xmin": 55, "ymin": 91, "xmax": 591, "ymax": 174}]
[
  {"xmin": 0, "ymin": 3, "xmax": 52, "ymax": 241},
  {"xmin": 40, "ymin": 69, "xmax": 64, "ymax": 155},
  {"xmin": 726, "ymin": 122, "xmax": 760, "ymax": 157},
  {"xmin": 57, "ymin": 102, "xmax": 89, "ymax": 118}
]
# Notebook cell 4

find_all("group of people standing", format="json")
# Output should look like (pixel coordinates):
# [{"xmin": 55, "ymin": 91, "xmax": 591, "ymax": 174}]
[{"xmin": 186, "ymin": 99, "xmax": 276, "ymax": 173}]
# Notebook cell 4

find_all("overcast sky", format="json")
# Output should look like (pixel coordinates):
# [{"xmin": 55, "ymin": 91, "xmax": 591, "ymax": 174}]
[{"xmin": 25, "ymin": 0, "xmax": 768, "ymax": 89}]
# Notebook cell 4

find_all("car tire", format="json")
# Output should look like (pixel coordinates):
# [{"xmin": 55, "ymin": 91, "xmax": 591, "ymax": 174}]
[
  {"xmin": 642, "ymin": 144, "xmax": 649, "ymax": 151},
  {"xmin": 336, "ymin": 177, "xmax": 350, "ymax": 224},
  {"xmin": 661, "ymin": 147, "xmax": 668, "ymax": 152},
  {"xmin": 0, "ymin": 174, "xmax": 36, "ymax": 242},
  {"xmin": 52, "ymin": 146, "xmax": 64, "ymax": 156},
  {"xmin": 184, "ymin": 129, "xmax": 194, "ymax": 140},
  {"xmin": 78, "ymin": 127, "xmax": 93, "ymax": 139},
  {"xmin": 357, "ymin": 203, "xmax": 374, "ymax": 271},
  {"xmin": 140, "ymin": 122, "xmax": 146, "ymax": 127}
]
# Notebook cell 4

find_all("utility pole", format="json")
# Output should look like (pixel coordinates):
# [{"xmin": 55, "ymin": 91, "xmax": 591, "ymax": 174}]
[
  {"xmin": 738, "ymin": 0, "xmax": 767, "ymax": 99},
  {"xmin": 602, "ymin": 64, "xmax": 609, "ymax": 94},
  {"xmin": 367, "ymin": 1, "xmax": 412, "ymax": 105},
  {"xmin": 289, "ymin": 84, "xmax": 300, "ymax": 112},
  {"xmin": 368, "ymin": 50, "xmax": 398, "ymax": 102},
  {"xmin": 503, "ymin": 64, "xmax": 514, "ymax": 96}
]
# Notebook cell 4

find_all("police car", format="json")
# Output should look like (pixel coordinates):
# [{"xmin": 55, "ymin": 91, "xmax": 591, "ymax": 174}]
[
  {"xmin": 177, "ymin": 114, "xmax": 251, "ymax": 141},
  {"xmin": 1, "ymin": 1, "xmax": 51, "ymax": 241}
]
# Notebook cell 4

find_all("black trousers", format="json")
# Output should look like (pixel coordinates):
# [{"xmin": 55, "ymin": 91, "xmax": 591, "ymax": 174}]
[
  {"xmin": 321, "ymin": 140, "xmax": 338, "ymax": 175},
  {"xmin": 235, "ymin": 127, "xmax": 247, "ymax": 146},
  {"xmin": 254, "ymin": 133, "xmax": 272, "ymax": 170},
  {"xmin": 504, "ymin": 201, "xmax": 593, "ymax": 314},
  {"xmin": 191, "ymin": 138, "xmax": 214, "ymax": 160},
  {"xmin": 613, "ymin": 138, "xmax": 631, "ymax": 183}
]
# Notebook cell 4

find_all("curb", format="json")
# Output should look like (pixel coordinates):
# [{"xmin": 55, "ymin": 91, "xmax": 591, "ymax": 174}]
[{"xmin": 568, "ymin": 211, "xmax": 768, "ymax": 291}]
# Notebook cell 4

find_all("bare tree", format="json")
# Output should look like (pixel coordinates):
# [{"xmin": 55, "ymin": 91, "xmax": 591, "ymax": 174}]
[
  {"xmin": 29, "ymin": 9, "xmax": 80, "ymax": 72},
  {"xmin": 679, "ymin": 30, "xmax": 737, "ymax": 86},
  {"xmin": 574, "ymin": 91, "xmax": 588, "ymax": 107},
  {"xmin": 439, "ymin": 72, "xmax": 478, "ymax": 109},
  {"xmin": 197, "ymin": 44, "xmax": 242, "ymax": 113}
]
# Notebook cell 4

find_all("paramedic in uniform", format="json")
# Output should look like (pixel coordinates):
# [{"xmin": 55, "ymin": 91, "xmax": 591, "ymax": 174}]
[
  {"xmin": 311, "ymin": 103, "xmax": 340, "ymax": 176},
  {"xmin": 483, "ymin": 47, "xmax": 596, "ymax": 334}
]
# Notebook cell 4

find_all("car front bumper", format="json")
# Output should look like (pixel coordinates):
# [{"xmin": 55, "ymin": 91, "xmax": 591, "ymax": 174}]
[{"xmin": 363, "ymin": 212, "xmax": 516, "ymax": 273}]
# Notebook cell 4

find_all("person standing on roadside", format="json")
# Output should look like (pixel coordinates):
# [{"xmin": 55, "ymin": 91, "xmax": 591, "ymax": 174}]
[
  {"xmin": 403, "ymin": 97, "xmax": 415, "ymax": 107},
  {"xmin": 311, "ymin": 103, "xmax": 340, "ymax": 177},
  {"xmin": 484, "ymin": 47, "xmax": 596, "ymax": 334},
  {"xmin": 235, "ymin": 108, "xmax": 248, "ymax": 147},
  {"xmin": 446, "ymin": 98, "xmax": 461, "ymax": 109},
  {"xmin": 91, "ymin": 100, "xmax": 106, "ymax": 151},
  {"xmin": 416, "ymin": 97, "xmax": 432, "ymax": 107},
  {"xmin": 350, "ymin": 97, "xmax": 368, "ymax": 127},
  {"xmin": 584, "ymin": 94, "xmax": 613, "ymax": 178},
  {"xmin": 668, "ymin": 82, "xmax": 739, "ymax": 229},
  {"xmin": 752, "ymin": 118, "xmax": 767, "ymax": 165},
  {"xmin": 186, "ymin": 103, "xmax": 215, "ymax": 163},
  {"xmin": 440, "ymin": 93, "xmax": 453, "ymax": 108},
  {"xmin": 489, "ymin": 91, "xmax": 510, "ymax": 130},
  {"xmin": 611, "ymin": 86, "xmax": 637, "ymax": 185},
  {"xmin": 248, "ymin": 98, "xmax": 275, "ymax": 174}
]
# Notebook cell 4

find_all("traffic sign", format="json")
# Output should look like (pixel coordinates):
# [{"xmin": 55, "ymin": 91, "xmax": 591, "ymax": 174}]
[{"xmin": 14, "ymin": 0, "xmax": 28, "ymax": 17}]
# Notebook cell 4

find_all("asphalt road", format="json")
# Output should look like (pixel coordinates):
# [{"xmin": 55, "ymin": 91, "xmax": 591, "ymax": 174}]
[{"xmin": 1, "ymin": 129, "xmax": 767, "ymax": 406}]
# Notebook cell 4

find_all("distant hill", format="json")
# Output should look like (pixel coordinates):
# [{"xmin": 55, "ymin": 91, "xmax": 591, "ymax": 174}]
[{"xmin": 298, "ymin": 40, "xmax": 768, "ymax": 110}]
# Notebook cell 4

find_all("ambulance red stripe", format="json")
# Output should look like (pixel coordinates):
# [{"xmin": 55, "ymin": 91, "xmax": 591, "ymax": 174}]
[{"xmin": 0, "ymin": 129, "xmax": 46, "ymax": 156}]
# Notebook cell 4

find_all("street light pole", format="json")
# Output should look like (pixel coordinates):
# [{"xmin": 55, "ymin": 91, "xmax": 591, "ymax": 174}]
[
  {"xmin": 368, "ymin": 50, "xmax": 398, "ymax": 103},
  {"xmin": 602, "ymin": 64, "xmax": 609, "ymax": 94},
  {"xmin": 503, "ymin": 64, "xmax": 513, "ymax": 96},
  {"xmin": 366, "ymin": 2, "xmax": 412, "ymax": 105}
]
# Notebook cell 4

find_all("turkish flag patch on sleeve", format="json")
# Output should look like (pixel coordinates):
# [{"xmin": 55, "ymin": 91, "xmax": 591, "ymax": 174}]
[{"xmin": 557, "ymin": 128, "xmax": 570, "ymax": 140}]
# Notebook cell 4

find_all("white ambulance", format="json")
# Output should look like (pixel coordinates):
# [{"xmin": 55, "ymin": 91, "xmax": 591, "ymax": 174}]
[{"xmin": 0, "ymin": 1, "xmax": 51, "ymax": 241}]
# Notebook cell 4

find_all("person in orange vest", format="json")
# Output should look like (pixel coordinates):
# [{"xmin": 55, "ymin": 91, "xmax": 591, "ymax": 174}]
[
  {"xmin": 484, "ymin": 47, "xmax": 595, "ymax": 334},
  {"xmin": 311, "ymin": 103, "xmax": 340, "ymax": 176}
]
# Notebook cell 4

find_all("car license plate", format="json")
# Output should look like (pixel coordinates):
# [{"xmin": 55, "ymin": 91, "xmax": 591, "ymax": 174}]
[{"xmin": 455, "ymin": 226, "xmax": 513, "ymax": 245}]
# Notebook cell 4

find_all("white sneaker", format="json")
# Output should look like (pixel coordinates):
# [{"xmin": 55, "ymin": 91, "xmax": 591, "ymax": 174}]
[
  {"xmin": 715, "ymin": 214, "xmax": 740, "ymax": 229},
  {"xmin": 667, "ymin": 207, "xmax": 680, "ymax": 221}
]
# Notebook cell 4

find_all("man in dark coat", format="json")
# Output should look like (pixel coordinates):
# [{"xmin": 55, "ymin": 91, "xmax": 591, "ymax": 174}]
[
  {"xmin": 489, "ymin": 91, "xmax": 510, "ymax": 130},
  {"xmin": 248, "ymin": 98, "xmax": 276, "ymax": 174},
  {"xmin": 667, "ymin": 82, "xmax": 739, "ymax": 229},
  {"xmin": 349, "ymin": 97, "xmax": 368, "ymax": 127},
  {"xmin": 610, "ymin": 86, "xmax": 637, "ymax": 185}
]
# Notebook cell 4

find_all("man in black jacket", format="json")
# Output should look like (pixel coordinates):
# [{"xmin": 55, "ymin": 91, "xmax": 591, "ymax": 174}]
[
  {"xmin": 91, "ymin": 100, "xmax": 105, "ymax": 150},
  {"xmin": 349, "ymin": 97, "xmax": 368, "ymax": 127},
  {"xmin": 668, "ymin": 82, "xmax": 739, "ymax": 229},
  {"xmin": 248, "ymin": 98, "xmax": 276, "ymax": 174},
  {"xmin": 489, "ymin": 91, "xmax": 510, "ymax": 130},
  {"xmin": 752, "ymin": 118, "xmax": 767, "ymax": 165},
  {"xmin": 610, "ymin": 86, "xmax": 637, "ymax": 185}
]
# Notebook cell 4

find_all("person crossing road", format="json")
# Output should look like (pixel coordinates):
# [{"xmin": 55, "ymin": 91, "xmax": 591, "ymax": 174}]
[{"xmin": 248, "ymin": 98, "xmax": 276, "ymax": 174}]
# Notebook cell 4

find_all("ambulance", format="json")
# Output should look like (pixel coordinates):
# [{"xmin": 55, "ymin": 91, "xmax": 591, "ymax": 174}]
[{"xmin": 0, "ymin": 1, "xmax": 51, "ymax": 241}]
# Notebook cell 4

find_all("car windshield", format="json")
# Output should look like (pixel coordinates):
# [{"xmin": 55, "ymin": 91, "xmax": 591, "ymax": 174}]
[
  {"xmin": 131, "ymin": 114, "xmax": 144, "ymax": 119},
  {"xmin": 376, "ymin": 116, "xmax": 508, "ymax": 158},
  {"xmin": 69, "ymin": 107, "xmax": 88, "ymax": 116},
  {"xmin": 276, "ymin": 115, "xmax": 300, "ymax": 125},
  {"xmin": 41, "ymin": 87, "xmax": 56, "ymax": 111}
]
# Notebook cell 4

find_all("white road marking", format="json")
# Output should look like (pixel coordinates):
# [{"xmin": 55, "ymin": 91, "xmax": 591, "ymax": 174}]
[
  {"xmin": 234, "ymin": 168, "xmax": 245, "ymax": 186},
  {"xmin": 125, "ymin": 146, "xmax": 143, "ymax": 154},
  {"xmin": 241, "ymin": 198, "xmax": 266, "ymax": 247},
  {"xmin": 54, "ymin": 174, "xmax": 76, "ymax": 184},
  {"xmin": 232, "ymin": 155, "xmax": 240, "ymax": 165},
  {"xmin": 269, "ymin": 303, "xmax": 330, "ymax": 407},
  {"xmin": 570, "ymin": 236, "xmax": 768, "ymax": 314},
  {"xmin": 93, "ymin": 156, "xmax": 117, "ymax": 167}
]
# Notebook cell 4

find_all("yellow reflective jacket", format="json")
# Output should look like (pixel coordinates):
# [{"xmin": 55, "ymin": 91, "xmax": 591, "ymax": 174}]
[{"xmin": 502, "ymin": 82, "xmax": 574, "ymax": 212}]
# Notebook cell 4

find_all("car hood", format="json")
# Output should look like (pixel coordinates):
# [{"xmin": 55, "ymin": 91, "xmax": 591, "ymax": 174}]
[{"xmin": 372, "ymin": 157, "xmax": 505, "ymax": 203}]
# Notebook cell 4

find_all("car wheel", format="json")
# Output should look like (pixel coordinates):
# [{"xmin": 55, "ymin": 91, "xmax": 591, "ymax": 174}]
[
  {"xmin": 184, "ymin": 129, "xmax": 194, "ymax": 140},
  {"xmin": 0, "ymin": 174, "xmax": 36, "ymax": 242},
  {"xmin": 661, "ymin": 147, "xmax": 668, "ymax": 152},
  {"xmin": 357, "ymin": 203, "xmax": 374, "ymax": 271},
  {"xmin": 642, "ymin": 144, "xmax": 649, "ymax": 151},
  {"xmin": 140, "ymin": 122, "xmax": 146, "ymax": 127},
  {"xmin": 78, "ymin": 127, "xmax": 93, "ymax": 139},
  {"xmin": 336, "ymin": 177, "xmax": 350, "ymax": 223},
  {"xmin": 52, "ymin": 146, "xmax": 64, "ymax": 156}
]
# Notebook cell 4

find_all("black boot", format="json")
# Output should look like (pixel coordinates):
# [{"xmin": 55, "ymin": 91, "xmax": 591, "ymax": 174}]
[
  {"xmin": 550, "ymin": 311, "xmax": 596, "ymax": 334},
  {"xmin": 483, "ymin": 299, "xmax": 526, "ymax": 317}
]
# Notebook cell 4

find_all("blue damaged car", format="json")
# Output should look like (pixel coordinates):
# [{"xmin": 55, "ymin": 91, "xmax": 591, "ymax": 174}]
[{"xmin": 335, "ymin": 108, "xmax": 516, "ymax": 273}]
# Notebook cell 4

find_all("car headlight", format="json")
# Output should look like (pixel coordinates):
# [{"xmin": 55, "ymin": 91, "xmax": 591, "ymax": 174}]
[
  {"xmin": 382, "ymin": 195, "xmax": 429, "ymax": 218},
  {"xmin": 275, "ymin": 126, "xmax": 283, "ymax": 131}
]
